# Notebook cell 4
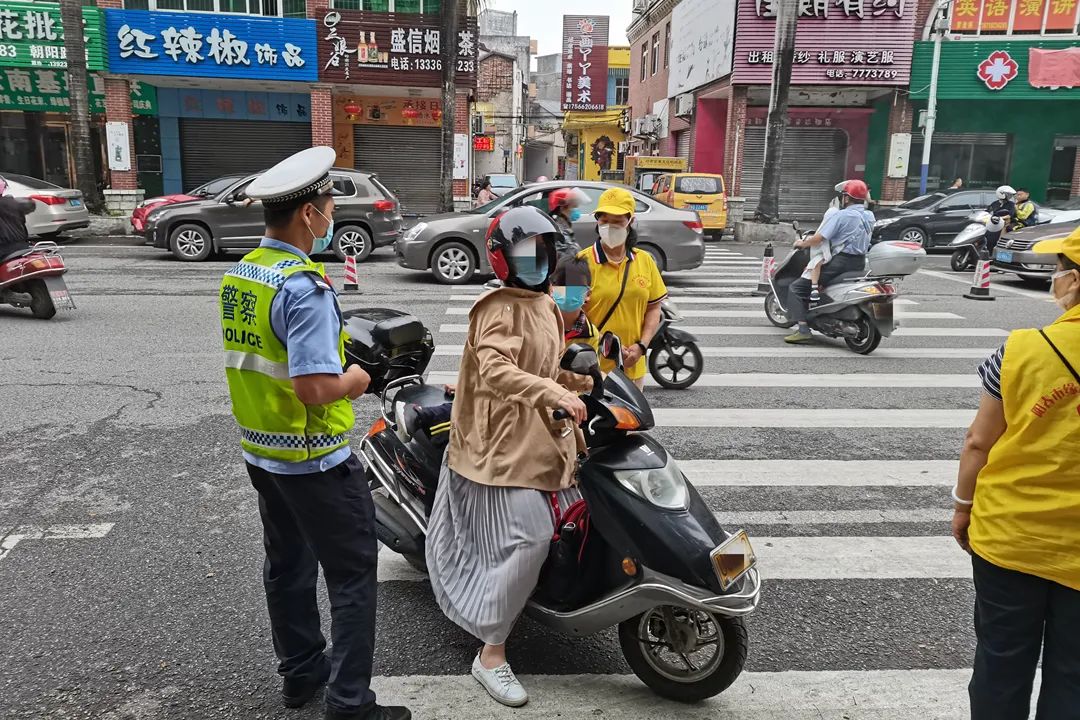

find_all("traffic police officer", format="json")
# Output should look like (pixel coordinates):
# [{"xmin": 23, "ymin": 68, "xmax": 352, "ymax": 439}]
[{"xmin": 220, "ymin": 147, "xmax": 410, "ymax": 720}]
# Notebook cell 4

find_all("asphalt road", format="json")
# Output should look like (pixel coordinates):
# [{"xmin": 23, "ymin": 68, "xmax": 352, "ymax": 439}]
[{"xmin": 0, "ymin": 239, "xmax": 1057, "ymax": 719}]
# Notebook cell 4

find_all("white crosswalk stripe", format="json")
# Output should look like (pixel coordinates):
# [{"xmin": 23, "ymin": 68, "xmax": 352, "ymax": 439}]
[
  {"xmin": 434, "ymin": 323, "xmax": 1005, "ymax": 338},
  {"xmin": 443, "ymin": 307, "xmax": 951, "ymax": 318}
]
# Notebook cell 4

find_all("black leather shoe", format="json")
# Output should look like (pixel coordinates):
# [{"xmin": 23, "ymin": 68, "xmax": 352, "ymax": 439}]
[
  {"xmin": 282, "ymin": 658, "xmax": 331, "ymax": 709},
  {"xmin": 325, "ymin": 704, "xmax": 412, "ymax": 720}
]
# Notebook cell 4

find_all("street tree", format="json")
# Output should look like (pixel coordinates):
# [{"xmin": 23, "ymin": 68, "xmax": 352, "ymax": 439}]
[
  {"xmin": 439, "ymin": 0, "xmax": 485, "ymax": 213},
  {"xmin": 753, "ymin": 0, "xmax": 798, "ymax": 224},
  {"xmin": 59, "ymin": 0, "xmax": 104, "ymax": 213}
]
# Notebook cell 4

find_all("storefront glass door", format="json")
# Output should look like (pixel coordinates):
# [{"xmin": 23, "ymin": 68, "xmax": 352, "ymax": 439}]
[
  {"xmin": 906, "ymin": 135, "xmax": 1011, "ymax": 196},
  {"xmin": 1048, "ymin": 138, "xmax": 1078, "ymax": 204},
  {"xmin": 42, "ymin": 125, "xmax": 71, "ymax": 187}
]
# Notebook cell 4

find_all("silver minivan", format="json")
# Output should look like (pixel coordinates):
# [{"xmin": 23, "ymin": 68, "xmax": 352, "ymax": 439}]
[{"xmin": 396, "ymin": 180, "xmax": 706, "ymax": 284}]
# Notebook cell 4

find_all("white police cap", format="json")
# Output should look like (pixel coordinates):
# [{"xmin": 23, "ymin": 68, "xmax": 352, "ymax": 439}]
[{"xmin": 246, "ymin": 146, "xmax": 337, "ymax": 205}]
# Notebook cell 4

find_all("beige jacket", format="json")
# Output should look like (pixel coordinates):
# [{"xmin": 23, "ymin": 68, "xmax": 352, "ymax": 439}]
[{"xmin": 447, "ymin": 287, "xmax": 587, "ymax": 491}]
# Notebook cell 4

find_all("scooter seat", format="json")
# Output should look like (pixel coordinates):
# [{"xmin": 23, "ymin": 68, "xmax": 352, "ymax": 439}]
[{"xmin": 0, "ymin": 246, "xmax": 34, "ymax": 264}]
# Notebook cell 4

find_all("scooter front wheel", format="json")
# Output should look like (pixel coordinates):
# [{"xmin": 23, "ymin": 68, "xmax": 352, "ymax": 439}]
[
  {"xmin": 618, "ymin": 606, "xmax": 747, "ymax": 703},
  {"xmin": 763, "ymin": 291, "xmax": 794, "ymax": 329},
  {"xmin": 649, "ymin": 342, "xmax": 704, "ymax": 390}
]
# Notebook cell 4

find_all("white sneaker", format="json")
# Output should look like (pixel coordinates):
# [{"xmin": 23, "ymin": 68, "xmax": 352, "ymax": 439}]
[{"xmin": 471, "ymin": 652, "xmax": 528, "ymax": 707}]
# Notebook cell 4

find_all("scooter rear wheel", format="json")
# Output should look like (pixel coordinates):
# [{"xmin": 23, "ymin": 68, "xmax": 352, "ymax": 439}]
[
  {"xmin": 648, "ymin": 342, "xmax": 704, "ymax": 390},
  {"xmin": 618, "ymin": 607, "xmax": 747, "ymax": 703},
  {"xmin": 763, "ymin": 292, "xmax": 794, "ymax": 329},
  {"xmin": 951, "ymin": 248, "xmax": 975, "ymax": 272},
  {"xmin": 844, "ymin": 314, "xmax": 882, "ymax": 355},
  {"xmin": 29, "ymin": 280, "xmax": 56, "ymax": 320}
]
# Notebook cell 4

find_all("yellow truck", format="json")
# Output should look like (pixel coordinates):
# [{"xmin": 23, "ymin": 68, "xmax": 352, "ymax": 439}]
[{"xmin": 622, "ymin": 156, "xmax": 688, "ymax": 194}]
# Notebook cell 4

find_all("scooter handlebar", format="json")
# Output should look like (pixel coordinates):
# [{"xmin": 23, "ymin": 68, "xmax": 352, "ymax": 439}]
[{"xmin": 552, "ymin": 409, "xmax": 570, "ymax": 421}]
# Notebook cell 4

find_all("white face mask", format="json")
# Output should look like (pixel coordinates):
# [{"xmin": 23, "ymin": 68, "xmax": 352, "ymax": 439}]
[
  {"xmin": 1051, "ymin": 269, "xmax": 1077, "ymax": 311},
  {"xmin": 598, "ymin": 223, "xmax": 628, "ymax": 249}
]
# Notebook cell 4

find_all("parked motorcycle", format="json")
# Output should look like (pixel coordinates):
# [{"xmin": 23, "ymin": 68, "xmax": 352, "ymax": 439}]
[
  {"xmin": 0, "ymin": 241, "xmax": 75, "ymax": 319},
  {"xmin": 763, "ymin": 241, "xmax": 925, "ymax": 355},
  {"xmin": 647, "ymin": 299, "xmax": 703, "ymax": 389},
  {"xmin": 948, "ymin": 211, "xmax": 1002, "ymax": 272},
  {"xmin": 344, "ymin": 307, "xmax": 760, "ymax": 702}
]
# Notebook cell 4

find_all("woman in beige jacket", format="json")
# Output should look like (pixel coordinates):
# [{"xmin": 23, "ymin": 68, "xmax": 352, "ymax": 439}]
[{"xmin": 425, "ymin": 207, "xmax": 589, "ymax": 708}]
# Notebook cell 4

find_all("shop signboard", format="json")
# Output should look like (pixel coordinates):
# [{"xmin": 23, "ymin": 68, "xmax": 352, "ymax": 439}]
[
  {"xmin": 560, "ymin": 15, "xmax": 610, "ymax": 112},
  {"xmin": 157, "ymin": 86, "xmax": 311, "ymax": 122},
  {"xmin": 473, "ymin": 134, "xmax": 495, "ymax": 151},
  {"xmin": 668, "ymin": 0, "xmax": 736, "ymax": 96},
  {"xmin": 732, "ymin": 0, "xmax": 917, "ymax": 85},
  {"xmin": 0, "ymin": 1, "xmax": 106, "ymax": 70},
  {"xmin": 952, "ymin": 0, "xmax": 1079, "ymax": 32},
  {"xmin": 453, "ymin": 132, "xmax": 469, "ymax": 181},
  {"xmin": 0, "ymin": 69, "xmax": 155, "ymax": 114},
  {"xmin": 333, "ymin": 94, "xmax": 443, "ymax": 127},
  {"xmin": 317, "ymin": 10, "xmax": 478, "ymax": 88},
  {"xmin": 104, "ymin": 9, "xmax": 317, "ymax": 82},
  {"xmin": 910, "ymin": 39, "xmax": 1080, "ymax": 99}
]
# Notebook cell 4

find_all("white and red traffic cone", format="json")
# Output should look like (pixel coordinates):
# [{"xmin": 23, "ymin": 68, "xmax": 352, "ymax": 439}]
[
  {"xmin": 964, "ymin": 259, "xmax": 994, "ymax": 301},
  {"xmin": 755, "ymin": 243, "xmax": 775, "ymax": 296},
  {"xmin": 343, "ymin": 254, "xmax": 359, "ymax": 292}
]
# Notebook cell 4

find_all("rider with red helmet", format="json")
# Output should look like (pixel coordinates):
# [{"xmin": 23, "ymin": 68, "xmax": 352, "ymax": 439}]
[
  {"xmin": 785, "ymin": 178, "xmax": 875, "ymax": 344},
  {"xmin": 546, "ymin": 187, "xmax": 590, "ymax": 257}
]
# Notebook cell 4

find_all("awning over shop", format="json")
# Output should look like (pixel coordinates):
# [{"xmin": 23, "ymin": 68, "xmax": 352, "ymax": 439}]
[
  {"xmin": 1029, "ymin": 48, "xmax": 1080, "ymax": 89},
  {"xmin": 562, "ymin": 108, "xmax": 623, "ymax": 130}
]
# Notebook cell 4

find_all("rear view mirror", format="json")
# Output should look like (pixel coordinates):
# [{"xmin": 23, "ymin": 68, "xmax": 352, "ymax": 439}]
[
  {"xmin": 792, "ymin": 220, "xmax": 801, "ymax": 233},
  {"xmin": 560, "ymin": 343, "xmax": 599, "ymax": 375},
  {"xmin": 599, "ymin": 332, "xmax": 623, "ymax": 364}
]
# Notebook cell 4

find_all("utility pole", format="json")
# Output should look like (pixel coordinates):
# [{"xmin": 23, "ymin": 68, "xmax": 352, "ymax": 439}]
[
  {"xmin": 753, "ymin": 0, "xmax": 797, "ymax": 224},
  {"xmin": 920, "ymin": 0, "xmax": 950, "ymax": 195},
  {"xmin": 438, "ymin": 1, "xmax": 462, "ymax": 213}
]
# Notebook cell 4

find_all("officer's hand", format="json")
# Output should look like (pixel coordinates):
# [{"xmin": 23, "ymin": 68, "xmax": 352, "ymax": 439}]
[{"xmin": 345, "ymin": 365, "xmax": 371, "ymax": 400}]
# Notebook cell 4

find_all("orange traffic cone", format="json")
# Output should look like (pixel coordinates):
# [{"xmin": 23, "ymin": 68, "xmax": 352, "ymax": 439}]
[
  {"xmin": 755, "ymin": 243, "xmax": 775, "ymax": 296},
  {"xmin": 343, "ymin": 254, "xmax": 359, "ymax": 292},
  {"xmin": 964, "ymin": 259, "xmax": 994, "ymax": 301}
]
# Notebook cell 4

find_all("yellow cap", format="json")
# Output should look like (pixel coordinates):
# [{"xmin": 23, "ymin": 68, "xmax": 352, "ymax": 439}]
[
  {"xmin": 594, "ymin": 187, "xmax": 636, "ymax": 217},
  {"xmin": 1033, "ymin": 225, "xmax": 1080, "ymax": 265}
]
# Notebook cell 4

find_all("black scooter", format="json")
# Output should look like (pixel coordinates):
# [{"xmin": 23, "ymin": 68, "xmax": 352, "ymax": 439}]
[
  {"xmin": 346, "ymin": 308, "xmax": 760, "ymax": 702},
  {"xmin": 647, "ymin": 299, "xmax": 703, "ymax": 389}
]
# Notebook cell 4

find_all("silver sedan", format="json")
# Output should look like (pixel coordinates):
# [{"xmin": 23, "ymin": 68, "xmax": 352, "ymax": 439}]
[
  {"xmin": 2, "ymin": 173, "xmax": 90, "ymax": 239},
  {"xmin": 395, "ymin": 180, "xmax": 707, "ymax": 284}
]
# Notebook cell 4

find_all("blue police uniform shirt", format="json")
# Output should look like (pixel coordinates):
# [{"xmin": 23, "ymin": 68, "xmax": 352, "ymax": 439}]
[
  {"xmin": 242, "ymin": 238, "xmax": 351, "ymax": 475},
  {"xmin": 818, "ymin": 204, "xmax": 874, "ymax": 256}
]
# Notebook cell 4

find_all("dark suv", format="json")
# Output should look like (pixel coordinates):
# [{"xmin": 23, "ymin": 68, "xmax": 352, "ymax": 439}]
[{"xmin": 143, "ymin": 168, "xmax": 403, "ymax": 262}]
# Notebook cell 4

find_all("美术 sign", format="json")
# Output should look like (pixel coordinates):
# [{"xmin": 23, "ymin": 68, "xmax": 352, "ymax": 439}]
[{"xmin": 560, "ymin": 15, "xmax": 610, "ymax": 112}]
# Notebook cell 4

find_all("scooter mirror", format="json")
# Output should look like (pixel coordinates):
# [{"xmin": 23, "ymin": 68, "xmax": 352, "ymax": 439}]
[
  {"xmin": 599, "ymin": 331, "xmax": 623, "ymax": 363},
  {"xmin": 792, "ymin": 220, "xmax": 800, "ymax": 233},
  {"xmin": 560, "ymin": 343, "xmax": 600, "ymax": 375}
]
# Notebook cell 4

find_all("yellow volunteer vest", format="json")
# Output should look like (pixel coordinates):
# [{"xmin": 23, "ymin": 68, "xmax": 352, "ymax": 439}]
[{"xmin": 969, "ymin": 304, "xmax": 1080, "ymax": 591}]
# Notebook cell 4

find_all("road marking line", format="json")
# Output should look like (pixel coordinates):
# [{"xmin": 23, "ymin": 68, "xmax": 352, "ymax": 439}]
[
  {"xmin": 432, "ymin": 324, "xmax": 1007, "ymax": 338},
  {"xmin": 426, "ymin": 371, "xmax": 979, "ymax": 388},
  {"xmin": 368, "ymin": 670, "xmax": 979, "ymax": 718},
  {"xmin": 0, "ymin": 523, "xmax": 115, "ymax": 562},
  {"xmin": 716, "ymin": 509, "xmax": 950, "ymax": 525},
  {"xmin": 378, "ymin": 535, "xmax": 971, "ymax": 582},
  {"xmin": 649, "ymin": 408, "xmax": 974, "ymax": 428},
  {"xmin": 648, "ymin": 309, "xmax": 961, "ymax": 319},
  {"xmin": 676, "ymin": 459, "xmax": 957, "ymax": 486},
  {"xmin": 919, "ymin": 269, "xmax": 1054, "ymax": 301},
  {"xmin": 430, "ymin": 346, "xmax": 994, "ymax": 358}
]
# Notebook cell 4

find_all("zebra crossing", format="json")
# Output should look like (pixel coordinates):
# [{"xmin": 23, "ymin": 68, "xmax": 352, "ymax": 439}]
[{"xmin": 361, "ymin": 242, "xmax": 1051, "ymax": 718}]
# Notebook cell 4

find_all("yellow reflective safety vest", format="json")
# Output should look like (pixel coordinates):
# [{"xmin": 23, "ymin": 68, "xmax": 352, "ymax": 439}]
[
  {"xmin": 220, "ymin": 246, "xmax": 354, "ymax": 463},
  {"xmin": 969, "ymin": 304, "xmax": 1080, "ymax": 591}
]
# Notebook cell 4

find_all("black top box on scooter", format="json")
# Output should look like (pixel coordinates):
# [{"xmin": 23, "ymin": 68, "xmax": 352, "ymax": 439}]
[{"xmin": 342, "ymin": 308, "xmax": 434, "ymax": 395}]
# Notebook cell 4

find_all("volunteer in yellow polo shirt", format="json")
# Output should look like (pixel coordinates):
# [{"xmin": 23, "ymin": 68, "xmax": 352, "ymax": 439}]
[
  {"xmin": 577, "ymin": 187, "xmax": 667, "ymax": 388},
  {"xmin": 951, "ymin": 225, "xmax": 1080, "ymax": 718}
]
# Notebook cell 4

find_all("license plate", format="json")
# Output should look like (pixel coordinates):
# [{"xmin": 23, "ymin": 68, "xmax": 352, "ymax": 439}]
[
  {"xmin": 688, "ymin": 203, "xmax": 709, "ymax": 211},
  {"xmin": 710, "ymin": 530, "xmax": 756, "ymax": 591},
  {"xmin": 68, "ymin": 198, "xmax": 82, "ymax": 207},
  {"xmin": 996, "ymin": 250, "xmax": 1013, "ymax": 263},
  {"xmin": 43, "ymin": 276, "xmax": 75, "ymax": 310}
]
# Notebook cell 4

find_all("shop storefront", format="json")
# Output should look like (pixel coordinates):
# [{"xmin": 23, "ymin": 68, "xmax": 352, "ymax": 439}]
[
  {"xmin": 102, "ymin": 8, "xmax": 317, "ymax": 194},
  {"xmin": 317, "ymin": 9, "xmax": 478, "ymax": 214},
  {"xmin": 908, "ymin": 39, "xmax": 1080, "ymax": 202},
  {"xmin": 724, "ymin": 0, "xmax": 917, "ymax": 218}
]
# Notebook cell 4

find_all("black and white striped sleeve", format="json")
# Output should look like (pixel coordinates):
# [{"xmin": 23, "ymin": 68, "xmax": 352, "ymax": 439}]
[{"xmin": 977, "ymin": 344, "xmax": 1006, "ymax": 401}]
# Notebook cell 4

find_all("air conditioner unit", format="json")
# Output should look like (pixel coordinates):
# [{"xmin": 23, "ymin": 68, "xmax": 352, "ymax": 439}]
[{"xmin": 675, "ymin": 93, "xmax": 695, "ymax": 117}]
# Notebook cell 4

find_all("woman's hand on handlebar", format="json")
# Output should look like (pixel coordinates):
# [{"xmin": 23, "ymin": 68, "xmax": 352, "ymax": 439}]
[{"xmin": 556, "ymin": 393, "xmax": 588, "ymax": 424}]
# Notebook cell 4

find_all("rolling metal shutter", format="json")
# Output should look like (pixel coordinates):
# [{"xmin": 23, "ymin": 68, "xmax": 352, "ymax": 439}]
[
  {"xmin": 179, "ymin": 119, "xmax": 311, "ymax": 192},
  {"xmin": 354, "ymin": 125, "xmax": 442, "ymax": 216},
  {"xmin": 741, "ymin": 127, "xmax": 848, "ymax": 220},
  {"xmin": 675, "ymin": 130, "xmax": 691, "ymax": 159}
]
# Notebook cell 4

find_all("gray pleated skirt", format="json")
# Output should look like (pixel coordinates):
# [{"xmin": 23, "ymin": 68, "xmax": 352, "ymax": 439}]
[{"xmin": 425, "ymin": 454, "xmax": 581, "ymax": 645}]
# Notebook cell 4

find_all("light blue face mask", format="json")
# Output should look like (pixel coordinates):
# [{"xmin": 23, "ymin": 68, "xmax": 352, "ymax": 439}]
[
  {"xmin": 309, "ymin": 207, "xmax": 334, "ymax": 255},
  {"xmin": 569, "ymin": 208, "xmax": 583, "ymax": 222},
  {"xmin": 515, "ymin": 256, "xmax": 549, "ymax": 287},
  {"xmin": 553, "ymin": 285, "xmax": 588, "ymax": 312}
]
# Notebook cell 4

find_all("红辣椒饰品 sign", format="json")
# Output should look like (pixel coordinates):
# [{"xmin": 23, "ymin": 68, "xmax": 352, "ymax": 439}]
[{"xmin": 561, "ymin": 15, "xmax": 609, "ymax": 112}]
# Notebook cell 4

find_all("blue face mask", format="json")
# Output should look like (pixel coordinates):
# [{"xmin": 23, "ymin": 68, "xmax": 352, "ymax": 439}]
[
  {"xmin": 553, "ymin": 285, "xmax": 588, "ymax": 312},
  {"xmin": 515, "ymin": 256, "xmax": 549, "ymax": 287},
  {"xmin": 569, "ymin": 208, "xmax": 583, "ymax": 222},
  {"xmin": 309, "ymin": 207, "xmax": 334, "ymax": 255}
]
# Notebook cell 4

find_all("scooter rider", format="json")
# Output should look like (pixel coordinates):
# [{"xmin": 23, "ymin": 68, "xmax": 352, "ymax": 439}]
[
  {"xmin": 785, "ymin": 179, "xmax": 874, "ymax": 344},
  {"xmin": 547, "ymin": 187, "xmax": 589, "ymax": 258},
  {"xmin": 1013, "ymin": 188, "xmax": 1038, "ymax": 228},
  {"xmin": 984, "ymin": 185, "xmax": 1017, "ymax": 253},
  {"xmin": 0, "ymin": 176, "xmax": 35, "ymax": 260}
]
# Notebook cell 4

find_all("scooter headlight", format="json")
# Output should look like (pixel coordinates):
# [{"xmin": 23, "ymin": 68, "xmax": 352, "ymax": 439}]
[{"xmin": 614, "ymin": 454, "xmax": 688, "ymax": 510}]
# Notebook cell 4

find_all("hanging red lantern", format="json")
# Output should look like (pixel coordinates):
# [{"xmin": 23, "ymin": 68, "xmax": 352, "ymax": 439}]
[
  {"xmin": 343, "ymin": 101, "xmax": 362, "ymax": 115},
  {"xmin": 430, "ymin": 108, "xmax": 443, "ymax": 123},
  {"xmin": 402, "ymin": 105, "xmax": 420, "ymax": 120}
]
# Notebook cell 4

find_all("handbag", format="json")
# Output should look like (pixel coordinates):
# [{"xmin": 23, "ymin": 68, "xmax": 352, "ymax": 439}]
[{"xmin": 539, "ymin": 492, "xmax": 595, "ymax": 606}]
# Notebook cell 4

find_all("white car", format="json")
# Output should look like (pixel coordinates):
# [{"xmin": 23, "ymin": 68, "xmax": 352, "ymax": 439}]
[
  {"xmin": 2, "ymin": 173, "xmax": 90, "ymax": 238},
  {"xmin": 1041, "ymin": 198, "xmax": 1080, "ymax": 227}
]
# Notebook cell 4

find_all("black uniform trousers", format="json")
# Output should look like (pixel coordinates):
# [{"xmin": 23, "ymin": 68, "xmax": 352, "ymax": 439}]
[
  {"xmin": 969, "ymin": 553, "xmax": 1080, "ymax": 720},
  {"xmin": 246, "ymin": 453, "xmax": 378, "ymax": 712},
  {"xmin": 787, "ymin": 252, "xmax": 866, "ymax": 324}
]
